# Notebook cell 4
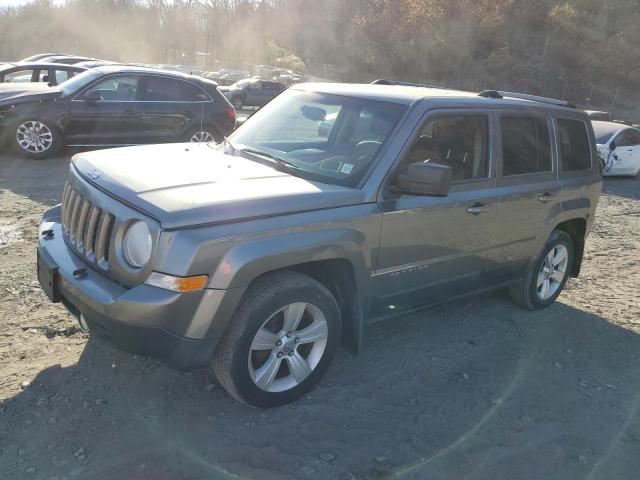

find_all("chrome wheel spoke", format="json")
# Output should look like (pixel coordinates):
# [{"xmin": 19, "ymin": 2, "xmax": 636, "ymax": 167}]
[
  {"xmin": 251, "ymin": 328, "xmax": 280, "ymax": 350},
  {"xmin": 254, "ymin": 354, "xmax": 282, "ymax": 390},
  {"xmin": 551, "ymin": 270, "xmax": 565, "ymax": 284},
  {"xmin": 537, "ymin": 271, "xmax": 545, "ymax": 288},
  {"xmin": 282, "ymin": 302, "xmax": 306, "ymax": 333},
  {"xmin": 540, "ymin": 278, "xmax": 550, "ymax": 299},
  {"xmin": 296, "ymin": 320, "xmax": 328, "ymax": 345},
  {"xmin": 285, "ymin": 352, "xmax": 312, "ymax": 383},
  {"xmin": 552, "ymin": 249, "xmax": 567, "ymax": 267}
]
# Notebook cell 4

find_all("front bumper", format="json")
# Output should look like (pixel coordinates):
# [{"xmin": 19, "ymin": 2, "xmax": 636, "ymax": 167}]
[{"xmin": 37, "ymin": 206, "xmax": 243, "ymax": 370}]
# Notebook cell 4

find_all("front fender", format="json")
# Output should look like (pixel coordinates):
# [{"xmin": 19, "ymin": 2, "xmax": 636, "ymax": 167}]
[{"xmin": 208, "ymin": 228, "xmax": 369, "ymax": 291}]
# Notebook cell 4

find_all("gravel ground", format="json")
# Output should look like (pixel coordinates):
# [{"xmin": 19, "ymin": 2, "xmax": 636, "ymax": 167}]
[{"xmin": 1, "ymin": 151, "xmax": 639, "ymax": 480}]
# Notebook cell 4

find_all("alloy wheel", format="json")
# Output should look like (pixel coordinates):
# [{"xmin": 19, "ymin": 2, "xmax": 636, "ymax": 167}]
[
  {"xmin": 16, "ymin": 121, "xmax": 53, "ymax": 153},
  {"xmin": 248, "ymin": 302, "xmax": 328, "ymax": 393},
  {"xmin": 537, "ymin": 244, "xmax": 569, "ymax": 300},
  {"xmin": 190, "ymin": 131, "xmax": 216, "ymax": 143}
]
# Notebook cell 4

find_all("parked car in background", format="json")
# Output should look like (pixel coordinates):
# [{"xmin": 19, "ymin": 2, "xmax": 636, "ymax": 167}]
[
  {"xmin": 593, "ymin": 120, "xmax": 640, "ymax": 177},
  {"xmin": 20, "ymin": 53, "xmax": 66, "ymax": 62},
  {"xmin": 219, "ymin": 78, "xmax": 286, "ymax": 109},
  {"xmin": 0, "ymin": 65, "xmax": 235, "ymax": 159},
  {"xmin": 36, "ymin": 84, "xmax": 600, "ymax": 407},
  {"xmin": 0, "ymin": 62, "xmax": 86, "ymax": 85},
  {"xmin": 38, "ymin": 55, "xmax": 98, "ymax": 65}
]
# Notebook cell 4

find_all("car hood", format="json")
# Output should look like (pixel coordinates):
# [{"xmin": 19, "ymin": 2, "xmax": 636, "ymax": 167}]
[
  {"xmin": 72, "ymin": 143, "xmax": 365, "ymax": 229},
  {"xmin": 0, "ymin": 84, "xmax": 62, "ymax": 102}
]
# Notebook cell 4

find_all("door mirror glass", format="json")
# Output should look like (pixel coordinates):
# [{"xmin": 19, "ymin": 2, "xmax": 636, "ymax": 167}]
[{"xmin": 397, "ymin": 162, "xmax": 451, "ymax": 197}]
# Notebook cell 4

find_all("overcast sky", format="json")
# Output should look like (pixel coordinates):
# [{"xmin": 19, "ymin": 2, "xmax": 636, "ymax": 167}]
[{"xmin": 0, "ymin": 0, "xmax": 66, "ymax": 7}]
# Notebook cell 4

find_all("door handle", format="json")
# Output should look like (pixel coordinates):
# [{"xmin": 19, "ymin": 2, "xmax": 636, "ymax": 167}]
[
  {"xmin": 124, "ymin": 110, "xmax": 137, "ymax": 116},
  {"xmin": 466, "ymin": 202, "xmax": 492, "ymax": 214},
  {"xmin": 537, "ymin": 192, "xmax": 557, "ymax": 203}
]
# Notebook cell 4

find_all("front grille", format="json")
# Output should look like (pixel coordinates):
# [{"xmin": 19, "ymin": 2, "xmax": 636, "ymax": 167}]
[{"xmin": 60, "ymin": 182, "xmax": 115, "ymax": 269}]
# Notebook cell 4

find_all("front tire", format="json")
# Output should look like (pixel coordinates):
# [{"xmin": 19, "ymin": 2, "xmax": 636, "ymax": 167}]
[
  {"xmin": 213, "ymin": 271, "xmax": 341, "ymax": 408},
  {"xmin": 14, "ymin": 119, "xmax": 61, "ymax": 159},
  {"xmin": 509, "ymin": 230, "xmax": 574, "ymax": 310}
]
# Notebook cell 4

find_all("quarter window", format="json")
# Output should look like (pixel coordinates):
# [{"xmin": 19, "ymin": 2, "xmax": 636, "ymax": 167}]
[
  {"xmin": 142, "ymin": 76, "xmax": 208, "ymax": 101},
  {"xmin": 501, "ymin": 115, "xmax": 551, "ymax": 175},
  {"xmin": 558, "ymin": 118, "xmax": 591, "ymax": 171},
  {"xmin": 403, "ymin": 115, "xmax": 489, "ymax": 181}
]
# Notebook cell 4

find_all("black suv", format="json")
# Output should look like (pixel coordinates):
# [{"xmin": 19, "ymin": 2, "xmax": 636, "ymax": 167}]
[{"xmin": 0, "ymin": 65, "xmax": 236, "ymax": 159}]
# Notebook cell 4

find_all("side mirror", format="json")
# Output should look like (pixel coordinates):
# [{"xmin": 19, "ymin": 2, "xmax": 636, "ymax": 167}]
[
  {"xmin": 396, "ymin": 162, "xmax": 451, "ymax": 197},
  {"xmin": 609, "ymin": 141, "xmax": 616, "ymax": 151},
  {"xmin": 83, "ymin": 90, "xmax": 101, "ymax": 103}
]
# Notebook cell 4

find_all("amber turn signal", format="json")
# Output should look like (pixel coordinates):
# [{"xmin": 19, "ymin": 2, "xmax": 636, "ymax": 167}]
[{"xmin": 145, "ymin": 272, "xmax": 209, "ymax": 292}]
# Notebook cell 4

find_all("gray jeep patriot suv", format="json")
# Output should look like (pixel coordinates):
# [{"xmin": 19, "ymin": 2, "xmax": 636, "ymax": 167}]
[{"xmin": 37, "ymin": 83, "xmax": 602, "ymax": 407}]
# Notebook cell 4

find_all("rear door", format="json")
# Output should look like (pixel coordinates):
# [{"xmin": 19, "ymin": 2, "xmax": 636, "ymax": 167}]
[
  {"xmin": 373, "ymin": 110, "xmax": 498, "ymax": 316},
  {"xmin": 486, "ymin": 110, "xmax": 561, "ymax": 281},
  {"xmin": 135, "ymin": 74, "xmax": 210, "ymax": 142},
  {"xmin": 66, "ymin": 74, "xmax": 142, "ymax": 145}
]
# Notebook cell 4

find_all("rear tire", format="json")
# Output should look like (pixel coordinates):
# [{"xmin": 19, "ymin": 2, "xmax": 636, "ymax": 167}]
[
  {"xmin": 13, "ymin": 119, "xmax": 61, "ymax": 160},
  {"xmin": 212, "ymin": 271, "xmax": 341, "ymax": 408},
  {"xmin": 509, "ymin": 230, "xmax": 574, "ymax": 310}
]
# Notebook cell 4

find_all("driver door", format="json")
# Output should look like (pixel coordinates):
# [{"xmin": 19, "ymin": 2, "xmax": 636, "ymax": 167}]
[
  {"xmin": 373, "ymin": 110, "xmax": 498, "ymax": 317},
  {"xmin": 65, "ymin": 74, "xmax": 142, "ymax": 145}
]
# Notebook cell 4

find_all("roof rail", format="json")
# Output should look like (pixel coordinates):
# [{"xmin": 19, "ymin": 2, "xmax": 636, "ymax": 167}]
[
  {"xmin": 479, "ymin": 90, "xmax": 575, "ymax": 108},
  {"xmin": 371, "ymin": 79, "xmax": 449, "ymax": 90}
]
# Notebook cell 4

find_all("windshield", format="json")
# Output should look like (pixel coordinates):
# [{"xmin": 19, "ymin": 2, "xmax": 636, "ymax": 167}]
[
  {"xmin": 592, "ymin": 122, "xmax": 620, "ymax": 144},
  {"xmin": 229, "ymin": 89, "xmax": 407, "ymax": 187},
  {"xmin": 58, "ymin": 69, "xmax": 103, "ymax": 97}
]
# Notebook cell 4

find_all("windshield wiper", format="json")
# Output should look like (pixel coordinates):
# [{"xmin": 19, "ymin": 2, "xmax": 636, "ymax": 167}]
[{"xmin": 237, "ymin": 146, "xmax": 298, "ymax": 173}]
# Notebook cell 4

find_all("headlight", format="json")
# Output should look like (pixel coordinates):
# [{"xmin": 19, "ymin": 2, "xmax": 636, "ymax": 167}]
[{"xmin": 123, "ymin": 221, "xmax": 152, "ymax": 268}]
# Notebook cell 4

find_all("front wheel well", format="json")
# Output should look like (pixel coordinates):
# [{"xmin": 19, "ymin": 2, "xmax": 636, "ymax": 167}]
[{"xmin": 554, "ymin": 218, "xmax": 587, "ymax": 277}]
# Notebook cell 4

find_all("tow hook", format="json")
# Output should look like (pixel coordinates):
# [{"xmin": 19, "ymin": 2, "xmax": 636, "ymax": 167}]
[{"xmin": 73, "ymin": 268, "xmax": 87, "ymax": 279}]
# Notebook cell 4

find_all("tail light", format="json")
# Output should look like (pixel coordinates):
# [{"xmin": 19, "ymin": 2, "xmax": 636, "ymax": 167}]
[{"xmin": 226, "ymin": 108, "xmax": 236, "ymax": 121}]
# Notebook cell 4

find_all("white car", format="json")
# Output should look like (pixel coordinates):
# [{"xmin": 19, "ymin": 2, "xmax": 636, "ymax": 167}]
[{"xmin": 593, "ymin": 121, "xmax": 640, "ymax": 177}]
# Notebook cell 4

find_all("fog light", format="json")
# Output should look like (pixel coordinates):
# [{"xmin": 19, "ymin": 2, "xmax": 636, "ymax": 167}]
[{"xmin": 145, "ymin": 272, "xmax": 208, "ymax": 292}]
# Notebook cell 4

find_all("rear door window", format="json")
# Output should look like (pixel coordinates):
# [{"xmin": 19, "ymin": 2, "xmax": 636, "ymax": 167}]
[
  {"xmin": 558, "ymin": 118, "xmax": 591, "ymax": 171},
  {"xmin": 500, "ymin": 114, "xmax": 551, "ymax": 176},
  {"xmin": 142, "ymin": 76, "xmax": 208, "ymax": 101}
]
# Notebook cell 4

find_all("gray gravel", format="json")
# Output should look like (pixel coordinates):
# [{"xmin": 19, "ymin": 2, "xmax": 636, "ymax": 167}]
[{"xmin": 1, "ymin": 151, "xmax": 640, "ymax": 479}]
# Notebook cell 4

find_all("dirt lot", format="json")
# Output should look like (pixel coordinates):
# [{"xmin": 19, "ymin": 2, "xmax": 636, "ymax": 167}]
[{"xmin": 1, "ymin": 151, "xmax": 639, "ymax": 480}]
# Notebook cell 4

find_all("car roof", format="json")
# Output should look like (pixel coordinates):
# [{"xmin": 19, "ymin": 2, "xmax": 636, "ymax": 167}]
[
  {"xmin": 0, "ymin": 62, "xmax": 87, "ymax": 71},
  {"xmin": 92, "ymin": 65, "xmax": 211, "ymax": 84},
  {"xmin": 293, "ymin": 83, "xmax": 582, "ymax": 113}
]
